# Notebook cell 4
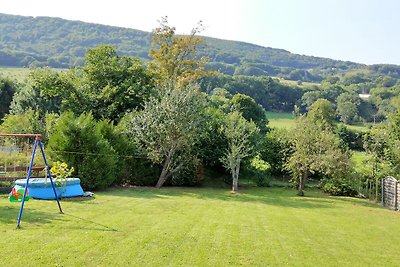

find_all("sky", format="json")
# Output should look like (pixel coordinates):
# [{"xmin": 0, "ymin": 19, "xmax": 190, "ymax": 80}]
[{"xmin": 1, "ymin": 0, "xmax": 399, "ymax": 65}]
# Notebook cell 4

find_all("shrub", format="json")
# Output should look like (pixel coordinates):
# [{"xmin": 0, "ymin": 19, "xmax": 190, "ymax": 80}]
[
  {"xmin": 113, "ymin": 118, "xmax": 160, "ymax": 186},
  {"xmin": 336, "ymin": 124, "xmax": 365, "ymax": 151},
  {"xmin": 246, "ymin": 155, "xmax": 271, "ymax": 187},
  {"xmin": 48, "ymin": 112, "xmax": 118, "ymax": 190},
  {"xmin": 321, "ymin": 179, "xmax": 358, "ymax": 197},
  {"xmin": 170, "ymin": 160, "xmax": 205, "ymax": 186}
]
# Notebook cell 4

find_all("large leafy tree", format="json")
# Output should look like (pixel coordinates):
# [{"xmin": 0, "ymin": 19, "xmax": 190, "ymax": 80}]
[
  {"xmin": 12, "ymin": 46, "xmax": 154, "ymax": 123},
  {"xmin": 336, "ymin": 92, "xmax": 361, "ymax": 124},
  {"xmin": 307, "ymin": 98, "xmax": 336, "ymax": 129},
  {"xmin": 125, "ymin": 84, "xmax": 206, "ymax": 188},
  {"xmin": 0, "ymin": 77, "xmax": 17, "ymax": 120},
  {"xmin": 80, "ymin": 45, "xmax": 154, "ymax": 122},
  {"xmin": 285, "ymin": 116, "xmax": 352, "ymax": 196},
  {"xmin": 231, "ymin": 93, "xmax": 269, "ymax": 133},
  {"xmin": 220, "ymin": 111, "xmax": 259, "ymax": 192},
  {"xmin": 10, "ymin": 68, "xmax": 75, "ymax": 117},
  {"xmin": 148, "ymin": 17, "xmax": 209, "ymax": 88}
]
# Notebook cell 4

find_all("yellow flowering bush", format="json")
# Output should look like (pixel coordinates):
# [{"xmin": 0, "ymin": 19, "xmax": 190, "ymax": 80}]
[{"xmin": 50, "ymin": 161, "xmax": 74, "ymax": 187}]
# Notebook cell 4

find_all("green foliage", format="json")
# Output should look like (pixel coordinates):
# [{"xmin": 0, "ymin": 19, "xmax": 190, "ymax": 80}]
[
  {"xmin": 10, "ymin": 46, "xmax": 154, "ymax": 123},
  {"xmin": 320, "ymin": 179, "xmax": 358, "ymax": 197},
  {"xmin": 247, "ymin": 155, "xmax": 271, "ymax": 187},
  {"xmin": 307, "ymin": 99, "xmax": 336, "ymax": 129},
  {"xmin": 196, "ymin": 106, "xmax": 227, "ymax": 168},
  {"xmin": 220, "ymin": 111, "xmax": 259, "ymax": 191},
  {"xmin": 104, "ymin": 119, "xmax": 160, "ymax": 186},
  {"xmin": 336, "ymin": 124, "xmax": 365, "ymax": 150},
  {"xmin": 48, "ymin": 112, "xmax": 118, "ymax": 190},
  {"xmin": 336, "ymin": 92, "xmax": 361, "ymax": 124},
  {"xmin": 9, "ymin": 68, "xmax": 74, "ymax": 117},
  {"xmin": 80, "ymin": 45, "xmax": 154, "ymax": 122},
  {"xmin": 285, "ymin": 115, "xmax": 352, "ymax": 195},
  {"xmin": 148, "ymin": 17, "xmax": 210, "ymax": 87},
  {"xmin": 200, "ymin": 74, "xmax": 303, "ymax": 112},
  {"xmin": 261, "ymin": 128, "xmax": 292, "ymax": 175},
  {"xmin": 125, "ymin": 84, "xmax": 206, "ymax": 188},
  {"xmin": 0, "ymin": 13, "xmax": 367, "ymax": 81},
  {"xmin": 0, "ymin": 77, "xmax": 16, "ymax": 120},
  {"xmin": 231, "ymin": 93, "xmax": 269, "ymax": 133}
]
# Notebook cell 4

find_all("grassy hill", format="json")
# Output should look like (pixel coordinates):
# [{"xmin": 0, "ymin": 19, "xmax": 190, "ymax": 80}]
[{"xmin": 0, "ymin": 13, "xmax": 369, "ymax": 82}]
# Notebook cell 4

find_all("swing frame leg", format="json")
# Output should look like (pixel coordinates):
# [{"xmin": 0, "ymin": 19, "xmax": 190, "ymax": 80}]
[{"xmin": 16, "ymin": 136, "xmax": 63, "ymax": 229}]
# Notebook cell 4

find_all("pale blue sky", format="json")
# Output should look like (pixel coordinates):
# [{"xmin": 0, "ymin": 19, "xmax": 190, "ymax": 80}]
[{"xmin": 1, "ymin": 0, "xmax": 399, "ymax": 65}]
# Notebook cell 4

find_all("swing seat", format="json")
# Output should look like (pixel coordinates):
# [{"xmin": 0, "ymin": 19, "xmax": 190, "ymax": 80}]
[{"xmin": 13, "ymin": 178, "xmax": 84, "ymax": 200}]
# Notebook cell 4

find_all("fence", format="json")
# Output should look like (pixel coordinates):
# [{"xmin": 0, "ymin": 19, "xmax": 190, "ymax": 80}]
[{"xmin": 381, "ymin": 176, "xmax": 400, "ymax": 210}]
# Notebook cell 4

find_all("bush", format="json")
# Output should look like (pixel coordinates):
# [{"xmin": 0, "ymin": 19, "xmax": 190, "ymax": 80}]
[
  {"xmin": 321, "ymin": 179, "xmax": 358, "ymax": 197},
  {"xmin": 169, "ymin": 160, "xmax": 205, "ymax": 186},
  {"xmin": 336, "ymin": 124, "xmax": 365, "ymax": 151},
  {"xmin": 113, "ymin": 118, "xmax": 161, "ymax": 186},
  {"xmin": 246, "ymin": 155, "xmax": 271, "ymax": 187},
  {"xmin": 48, "ymin": 112, "xmax": 118, "ymax": 190}
]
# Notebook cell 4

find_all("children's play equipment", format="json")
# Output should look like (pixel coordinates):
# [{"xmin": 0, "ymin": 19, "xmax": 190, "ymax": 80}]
[
  {"xmin": 13, "ymin": 177, "xmax": 84, "ymax": 199},
  {"xmin": 9, "ymin": 187, "xmax": 29, "ymax": 202},
  {"xmin": 0, "ymin": 133, "xmax": 63, "ymax": 228}
]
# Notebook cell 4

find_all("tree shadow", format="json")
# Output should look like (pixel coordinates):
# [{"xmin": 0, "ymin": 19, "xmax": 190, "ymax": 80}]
[
  {"xmin": 100, "ymin": 186, "xmax": 336, "ymax": 209},
  {"xmin": 327, "ymin": 195, "xmax": 383, "ymax": 209}
]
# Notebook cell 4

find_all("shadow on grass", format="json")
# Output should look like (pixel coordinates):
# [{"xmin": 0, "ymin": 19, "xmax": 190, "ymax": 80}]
[
  {"xmin": 0, "ymin": 205, "xmax": 59, "ymax": 226},
  {"xmin": 328, "ymin": 195, "xmax": 382, "ymax": 209},
  {"xmin": 100, "ymin": 186, "xmax": 337, "ymax": 209},
  {"xmin": 62, "ymin": 213, "xmax": 118, "ymax": 232}
]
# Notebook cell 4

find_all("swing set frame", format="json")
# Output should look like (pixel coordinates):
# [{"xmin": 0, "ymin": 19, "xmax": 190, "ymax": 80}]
[{"xmin": 0, "ymin": 133, "xmax": 63, "ymax": 228}]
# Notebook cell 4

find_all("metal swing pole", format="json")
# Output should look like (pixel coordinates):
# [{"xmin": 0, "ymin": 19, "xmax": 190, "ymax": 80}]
[
  {"xmin": 38, "ymin": 139, "xmax": 63, "ymax": 214},
  {"xmin": 16, "ymin": 137, "xmax": 39, "ymax": 228},
  {"xmin": 16, "ymin": 135, "xmax": 63, "ymax": 228}
]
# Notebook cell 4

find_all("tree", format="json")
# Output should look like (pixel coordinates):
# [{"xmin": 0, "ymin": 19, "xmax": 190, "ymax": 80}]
[
  {"xmin": 0, "ymin": 77, "xmax": 16, "ymax": 120},
  {"xmin": 285, "ymin": 116, "xmax": 352, "ymax": 196},
  {"xmin": 148, "ymin": 17, "xmax": 209, "ymax": 88},
  {"xmin": 336, "ymin": 92, "xmax": 360, "ymax": 124},
  {"xmin": 48, "ymin": 112, "xmax": 118, "ymax": 190},
  {"xmin": 125, "ymin": 84, "xmax": 206, "ymax": 188},
  {"xmin": 10, "ymin": 68, "xmax": 77, "ymax": 118},
  {"xmin": 307, "ymin": 98, "xmax": 336, "ymax": 129},
  {"xmin": 231, "ymin": 93, "xmax": 269, "ymax": 133},
  {"xmin": 362, "ymin": 126, "xmax": 392, "ymax": 200},
  {"xmin": 80, "ymin": 45, "xmax": 154, "ymax": 122},
  {"xmin": 220, "ymin": 111, "xmax": 259, "ymax": 192}
]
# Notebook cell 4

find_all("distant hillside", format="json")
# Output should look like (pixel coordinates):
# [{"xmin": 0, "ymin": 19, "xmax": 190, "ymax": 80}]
[{"xmin": 1, "ymin": 13, "xmax": 399, "ymax": 82}]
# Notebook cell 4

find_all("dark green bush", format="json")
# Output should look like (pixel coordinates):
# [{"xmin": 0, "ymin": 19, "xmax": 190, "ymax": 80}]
[
  {"xmin": 336, "ymin": 124, "xmax": 365, "ymax": 151},
  {"xmin": 321, "ymin": 179, "xmax": 358, "ymax": 197},
  {"xmin": 169, "ymin": 161, "xmax": 205, "ymax": 186},
  {"xmin": 48, "ymin": 112, "xmax": 118, "ymax": 190},
  {"xmin": 112, "ymin": 118, "xmax": 161, "ymax": 186}
]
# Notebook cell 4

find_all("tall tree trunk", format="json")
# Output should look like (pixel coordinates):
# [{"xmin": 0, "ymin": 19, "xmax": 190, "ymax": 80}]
[
  {"xmin": 232, "ymin": 173, "xmax": 238, "ymax": 192},
  {"xmin": 232, "ymin": 159, "xmax": 241, "ymax": 192},
  {"xmin": 298, "ymin": 172, "xmax": 307, "ymax": 196},
  {"xmin": 155, "ymin": 148, "xmax": 175, "ymax": 188}
]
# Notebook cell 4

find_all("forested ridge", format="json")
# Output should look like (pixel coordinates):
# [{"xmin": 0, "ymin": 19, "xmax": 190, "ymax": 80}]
[
  {"xmin": 1, "ymin": 16, "xmax": 400, "ymax": 200},
  {"xmin": 2, "ymin": 12, "xmax": 399, "ymax": 82}
]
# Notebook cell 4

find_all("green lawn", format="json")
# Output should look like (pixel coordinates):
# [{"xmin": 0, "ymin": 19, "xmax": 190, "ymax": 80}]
[
  {"xmin": 1, "ymin": 187, "xmax": 399, "ymax": 266},
  {"xmin": 266, "ymin": 112, "xmax": 295, "ymax": 128},
  {"xmin": 267, "ymin": 111, "xmax": 370, "ymax": 132}
]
